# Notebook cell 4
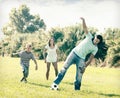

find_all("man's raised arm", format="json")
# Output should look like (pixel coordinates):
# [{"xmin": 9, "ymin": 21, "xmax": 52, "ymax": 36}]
[{"xmin": 80, "ymin": 17, "xmax": 88, "ymax": 34}]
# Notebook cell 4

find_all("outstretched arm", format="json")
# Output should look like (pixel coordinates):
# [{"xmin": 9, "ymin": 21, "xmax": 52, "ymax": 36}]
[
  {"xmin": 80, "ymin": 17, "xmax": 88, "ymax": 34},
  {"xmin": 12, "ymin": 52, "xmax": 19, "ymax": 57}
]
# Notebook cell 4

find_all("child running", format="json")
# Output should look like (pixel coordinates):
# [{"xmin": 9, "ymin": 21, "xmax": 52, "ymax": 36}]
[{"xmin": 13, "ymin": 43, "xmax": 38, "ymax": 83}]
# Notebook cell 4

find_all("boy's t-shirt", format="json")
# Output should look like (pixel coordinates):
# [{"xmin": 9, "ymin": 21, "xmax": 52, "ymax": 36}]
[
  {"xmin": 18, "ymin": 51, "xmax": 35, "ymax": 66},
  {"xmin": 73, "ymin": 32, "xmax": 98, "ymax": 60}
]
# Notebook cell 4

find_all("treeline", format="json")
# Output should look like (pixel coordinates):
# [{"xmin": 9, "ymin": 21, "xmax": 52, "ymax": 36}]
[{"xmin": 0, "ymin": 5, "xmax": 120, "ymax": 67}]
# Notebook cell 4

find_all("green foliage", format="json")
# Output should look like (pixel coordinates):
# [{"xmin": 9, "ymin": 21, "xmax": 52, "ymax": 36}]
[
  {"xmin": 107, "ymin": 43, "xmax": 120, "ymax": 67},
  {"xmin": 49, "ymin": 28, "xmax": 64, "ymax": 43},
  {"xmin": 112, "ymin": 54, "xmax": 120, "ymax": 67},
  {"xmin": 2, "ymin": 4, "xmax": 46, "ymax": 34},
  {"xmin": 105, "ymin": 28, "xmax": 120, "ymax": 40},
  {"xmin": 106, "ymin": 33, "xmax": 120, "ymax": 67},
  {"xmin": 2, "ymin": 23, "xmax": 14, "ymax": 36},
  {"xmin": 112, "ymin": 46, "xmax": 120, "ymax": 54},
  {"xmin": 2, "ymin": 42, "xmax": 9, "ymax": 47},
  {"xmin": 33, "ymin": 42, "xmax": 47, "ymax": 59}
]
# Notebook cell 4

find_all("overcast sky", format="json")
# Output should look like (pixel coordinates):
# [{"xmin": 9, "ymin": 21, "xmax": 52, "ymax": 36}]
[{"xmin": 0, "ymin": 0, "xmax": 120, "ymax": 38}]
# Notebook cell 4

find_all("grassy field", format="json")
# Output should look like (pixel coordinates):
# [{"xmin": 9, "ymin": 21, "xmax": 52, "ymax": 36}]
[{"xmin": 0, "ymin": 57, "xmax": 120, "ymax": 98}]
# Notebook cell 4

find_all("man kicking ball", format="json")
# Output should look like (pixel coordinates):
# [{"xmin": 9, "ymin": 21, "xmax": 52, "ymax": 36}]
[{"xmin": 51, "ymin": 17, "xmax": 103, "ymax": 90}]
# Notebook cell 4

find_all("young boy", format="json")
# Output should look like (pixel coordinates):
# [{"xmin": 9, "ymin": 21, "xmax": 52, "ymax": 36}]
[{"xmin": 13, "ymin": 43, "xmax": 38, "ymax": 83}]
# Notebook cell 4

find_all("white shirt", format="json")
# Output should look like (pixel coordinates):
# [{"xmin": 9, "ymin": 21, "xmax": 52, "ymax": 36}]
[
  {"xmin": 45, "ymin": 44, "xmax": 57, "ymax": 62},
  {"xmin": 73, "ymin": 32, "xmax": 98, "ymax": 59}
]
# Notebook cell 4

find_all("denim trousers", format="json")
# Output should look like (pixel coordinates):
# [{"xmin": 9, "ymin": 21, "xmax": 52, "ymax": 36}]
[
  {"xmin": 54, "ymin": 50, "xmax": 85, "ymax": 89},
  {"xmin": 21, "ymin": 63, "xmax": 29, "ymax": 78}
]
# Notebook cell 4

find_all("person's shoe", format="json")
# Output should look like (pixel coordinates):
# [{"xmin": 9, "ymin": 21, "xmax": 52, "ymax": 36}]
[
  {"xmin": 75, "ymin": 88, "xmax": 80, "ymax": 90},
  {"xmin": 74, "ymin": 82, "xmax": 81, "ymax": 90},
  {"xmin": 50, "ymin": 83, "xmax": 59, "ymax": 90},
  {"xmin": 75, "ymin": 84, "xmax": 80, "ymax": 90},
  {"xmin": 20, "ymin": 77, "xmax": 25, "ymax": 82}
]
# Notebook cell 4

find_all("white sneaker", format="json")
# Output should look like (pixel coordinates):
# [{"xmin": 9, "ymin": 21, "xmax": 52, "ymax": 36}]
[{"xmin": 50, "ymin": 83, "xmax": 59, "ymax": 90}]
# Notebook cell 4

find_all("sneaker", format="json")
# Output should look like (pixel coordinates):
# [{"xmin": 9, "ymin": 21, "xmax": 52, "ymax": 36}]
[
  {"xmin": 20, "ymin": 77, "xmax": 25, "ymax": 82},
  {"xmin": 50, "ymin": 83, "xmax": 59, "ymax": 90},
  {"xmin": 74, "ymin": 82, "xmax": 81, "ymax": 90}
]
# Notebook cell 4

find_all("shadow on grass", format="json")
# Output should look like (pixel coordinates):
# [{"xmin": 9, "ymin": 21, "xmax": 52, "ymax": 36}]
[
  {"xmin": 99, "ymin": 93, "xmax": 120, "ymax": 97},
  {"xmin": 63, "ymin": 81, "xmax": 73, "ymax": 85},
  {"xmin": 63, "ymin": 82, "xmax": 89, "ymax": 87},
  {"xmin": 28, "ymin": 82, "xmax": 49, "ymax": 88},
  {"xmin": 82, "ymin": 90, "xmax": 120, "ymax": 97}
]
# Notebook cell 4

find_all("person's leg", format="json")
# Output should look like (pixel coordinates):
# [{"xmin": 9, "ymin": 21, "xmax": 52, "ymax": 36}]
[
  {"xmin": 52, "ymin": 62, "xmax": 58, "ymax": 77},
  {"xmin": 20, "ymin": 64, "xmax": 25, "ymax": 82},
  {"xmin": 74, "ymin": 58, "xmax": 86, "ymax": 90},
  {"xmin": 53, "ymin": 51, "xmax": 75, "ymax": 85},
  {"xmin": 23, "ymin": 65, "xmax": 29, "ymax": 82},
  {"xmin": 20, "ymin": 64, "xmax": 29, "ymax": 82},
  {"xmin": 46, "ymin": 62, "xmax": 51, "ymax": 80},
  {"xmin": 24, "ymin": 65, "xmax": 29, "ymax": 78}
]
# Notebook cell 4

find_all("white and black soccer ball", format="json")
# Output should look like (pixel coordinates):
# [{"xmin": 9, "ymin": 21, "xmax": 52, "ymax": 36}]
[{"xmin": 51, "ymin": 83, "xmax": 59, "ymax": 90}]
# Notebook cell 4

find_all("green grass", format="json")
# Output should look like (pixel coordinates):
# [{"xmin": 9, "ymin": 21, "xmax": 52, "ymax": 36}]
[{"xmin": 0, "ymin": 57, "xmax": 120, "ymax": 98}]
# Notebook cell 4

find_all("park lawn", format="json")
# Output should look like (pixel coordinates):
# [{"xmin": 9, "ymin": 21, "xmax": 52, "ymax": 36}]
[{"xmin": 0, "ymin": 57, "xmax": 120, "ymax": 98}]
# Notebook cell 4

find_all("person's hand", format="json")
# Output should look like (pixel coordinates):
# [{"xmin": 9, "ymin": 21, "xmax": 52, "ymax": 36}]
[
  {"xmin": 80, "ymin": 17, "xmax": 85, "ymax": 21},
  {"xmin": 44, "ymin": 59, "xmax": 46, "ymax": 63},
  {"xmin": 35, "ymin": 65, "xmax": 38, "ymax": 70}
]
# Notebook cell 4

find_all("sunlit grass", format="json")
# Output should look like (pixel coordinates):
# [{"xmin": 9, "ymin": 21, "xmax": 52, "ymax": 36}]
[{"xmin": 0, "ymin": 56, "xmax": 120, "ymax": 98}]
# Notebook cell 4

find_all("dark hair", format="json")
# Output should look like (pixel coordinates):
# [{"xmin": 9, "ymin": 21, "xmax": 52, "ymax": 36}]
[
  {"xmin": 95, "ymin": 41, "xmax": 108, "ymax": 61},
  {"xmin": 87, "ymin": 35, "xmax": 108, "ymax": 62},
  {"xmin": 85, "ymin": 41, "xmax": 108, "ymax": 62},
  {"xmin": 96, "ymin": 35, "xmax": 103, "ymax": 44},
  {"xmin": 95, "ymin": 34, "xmax": 108, "ymax": 61},
  {"xmin": 48, "ymin": 38, "xmax": 55, "ymax": 46}
]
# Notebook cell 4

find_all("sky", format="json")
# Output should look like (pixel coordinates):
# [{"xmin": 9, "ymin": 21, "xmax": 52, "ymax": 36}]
[{"xmin": 0, "ymin": 0, "xmax": 120, "ymax": 39}]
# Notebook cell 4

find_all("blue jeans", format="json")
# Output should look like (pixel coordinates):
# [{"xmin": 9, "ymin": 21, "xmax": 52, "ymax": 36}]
[
  {"xmin": 54, "ymin": 50, "xmax": 86, "ymax": 90},
  {"xmin": 21, "ymin": 63, "xmax": 29, "ymax": 78}
]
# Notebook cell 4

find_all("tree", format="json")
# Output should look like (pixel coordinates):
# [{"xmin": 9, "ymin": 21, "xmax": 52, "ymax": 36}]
[
  {"xmin": 2, "ymin": 4, "xmax": 46, "ymax": 34},
  {"xmin": 49, "ymin": 28, "xmax": 64, "ymax": 43}
]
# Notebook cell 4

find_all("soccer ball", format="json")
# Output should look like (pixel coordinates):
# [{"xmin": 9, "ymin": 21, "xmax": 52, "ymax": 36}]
[{"xmin": 51, "ymin": 83, "xmax": 59, "ymax": 90}]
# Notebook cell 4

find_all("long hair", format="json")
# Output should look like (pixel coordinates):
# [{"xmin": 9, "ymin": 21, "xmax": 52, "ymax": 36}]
[
  {"xmin": 48, "ymin": 38, "xmax": 55, "ymax": 47},
  {"xmin": 95, "ymin": 41, "xmax": 108, "ymax": 61},
  {"xmin": 96, "ymin": 35, "xmax": 103, "ymax": 45},
  {"xmin": 85, "ymin": 35, "xmax": 108, "ymax": 62}
]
